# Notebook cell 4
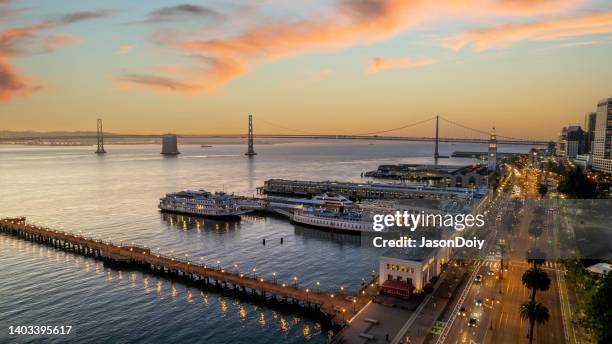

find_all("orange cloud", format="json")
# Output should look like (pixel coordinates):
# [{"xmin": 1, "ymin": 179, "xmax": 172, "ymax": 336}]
[
  {"xmin": 120, "ymin": 0, "xmax": 428, "ymax": 92},
  {"xmin": 447, "ymin": 11, "xmax": 612, "ymax": 51},
  {"xmin": 0, "ymin": 9, "xmax": 113, "ymax": 102},
  {"xmin": 0, "ymin": 56, "xmax": 37, "ymax": 100},
  {"xmin": 367, "ymin": 56, "xmax": 438, "ymax": 73},
  {"xmin": 117, "ymin": 45, "xmax": 135, "ymax": 54}
]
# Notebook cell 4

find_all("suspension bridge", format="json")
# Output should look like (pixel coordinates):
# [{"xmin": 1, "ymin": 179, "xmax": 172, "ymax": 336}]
[{"xmin": 0, "ymin": 115, "xmax": 550, "ymax": 151}]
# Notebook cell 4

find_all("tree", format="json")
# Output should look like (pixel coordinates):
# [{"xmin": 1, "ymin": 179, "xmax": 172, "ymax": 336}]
[
  {"xmin": 526, "ymin": 248, "xmax": 547, "ymax": 268},
  {"xmin": 520, "ymin": 301, "xmax": 550, "ymax": 344},
  {"xmin": 522, "ymin": 267, "xmax": 551, "ymax": 303},
  {"xmin": 557, "ymin": 166, "xmax": 597, "ymax": 198},
  {"xmin": 584, "ymin": 273, "xmax": 612, "ymax": 344},
  {"xmin": 538, "ymin": 184, "xmax": 548, "ymax": 198}
]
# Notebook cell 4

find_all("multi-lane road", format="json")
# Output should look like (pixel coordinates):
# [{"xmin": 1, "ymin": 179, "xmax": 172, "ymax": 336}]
[{"xmin": 437, "ymin": 165, "xmax": 570, "ymax": 344}]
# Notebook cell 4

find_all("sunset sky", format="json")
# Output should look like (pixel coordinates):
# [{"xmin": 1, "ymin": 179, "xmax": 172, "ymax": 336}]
[{"xmin": 1, "ymin": 0, "xmax": 611, "ymax": 139}]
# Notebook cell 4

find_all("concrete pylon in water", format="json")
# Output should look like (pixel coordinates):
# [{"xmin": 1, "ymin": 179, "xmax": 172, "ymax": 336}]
[{"xmin": 161, "ymin": 134, "xmax": 180, "ymax": 155}]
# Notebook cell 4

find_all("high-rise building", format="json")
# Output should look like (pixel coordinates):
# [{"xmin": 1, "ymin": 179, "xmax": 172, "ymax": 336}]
[
  {"xmin": 565, "ymin": 126, "xmax": 585, "ymax": 158},
  {"xmin": 592, "ymin": 98, "xmax": 612, "ymax": 174},
  {"xmin": 488, "ymin": 127, "xmax": 497, "ymax": 172},
  {"xmin": 585, "ymin": 112, "xmax": 597, "ymax": 153},
  {"xmin": 558, "ymin": 127, "xmax": 567, "ymax": 157}
]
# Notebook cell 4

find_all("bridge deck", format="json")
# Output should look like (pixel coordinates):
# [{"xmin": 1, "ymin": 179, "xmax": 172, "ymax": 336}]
[{"xmin": 0, "ymin": 217, "xmax": 369, "ymax": 325}]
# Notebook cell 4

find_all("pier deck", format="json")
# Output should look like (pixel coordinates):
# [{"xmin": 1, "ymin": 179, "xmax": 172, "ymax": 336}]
[{"xmin": 0, "ymin": 217, "xmax": 369, "ymax": 325}]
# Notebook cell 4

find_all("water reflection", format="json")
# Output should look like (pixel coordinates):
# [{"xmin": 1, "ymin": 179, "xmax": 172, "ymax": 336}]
[
  {"xmin": 293, "ymin": 225, "xmax": 361, "ymax": 244},
  {"xmin": 1, "ymin": 230, "xmax": 331, "ymax": 343},
  {"xmin": 161, "ymin": 213, "xmax": 241, "ymax": 233}
]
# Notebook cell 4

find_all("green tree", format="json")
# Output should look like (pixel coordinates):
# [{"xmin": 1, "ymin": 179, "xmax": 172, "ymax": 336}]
[
  {"xmin": 520, "ymin": 301, "xmax": 550, "ymax": 344},
  {"xmin": 557, "ymin": 166, "xmax": 597, "ymax": 198},
  {"xmin": 538, "ymin": 184, "xmax": 548, "ymax": 198},
  {"xmin": 584, "ymin": 273, "xmax": 612, "ymax": 344},
  {"xmin": 526, "ymin": 248, "xmax": 547, "ymax": 268},
  {"xmin": 522, "ymin": 267, "xmax": 551, "ymax": 303}
]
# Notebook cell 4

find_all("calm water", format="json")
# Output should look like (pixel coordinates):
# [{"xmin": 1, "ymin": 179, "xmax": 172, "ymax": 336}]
[{"xmin": 0, "ymin": 140, "xmax": 528, "ymax": 343}]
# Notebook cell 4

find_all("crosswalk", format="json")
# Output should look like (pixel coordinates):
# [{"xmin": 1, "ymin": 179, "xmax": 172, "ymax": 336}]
[{"xmin": 481, "ymin": 259, "xmax": 563, "ymax": 270}]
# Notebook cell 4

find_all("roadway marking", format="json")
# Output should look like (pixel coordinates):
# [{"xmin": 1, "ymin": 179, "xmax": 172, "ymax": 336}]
[{"xmin": 434, "ymin": 261, "xmax": 483, "ymax": 344}]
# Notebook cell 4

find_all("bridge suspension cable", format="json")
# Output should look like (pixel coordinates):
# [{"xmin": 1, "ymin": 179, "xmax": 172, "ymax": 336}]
[
  {"xmin": 356, "ymin": 116, "xmax": 436, "ymax": 136},
  {"xmin": 439, "ymin": 116, "xmax": 527, "ymax": 142},
  {"xmin": 257, "ymin": 118, "xmax": 319, "ymax": 135}
]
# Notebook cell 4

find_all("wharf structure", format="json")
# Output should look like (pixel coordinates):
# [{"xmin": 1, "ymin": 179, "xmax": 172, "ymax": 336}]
[
  {"xmin": 260, "ymin": 179, "xmax": 486, "ymax": 201},
  {"xmin": 0, "ymin": 217, "xmax": 367, "ymax": 325},
  {"xmin": 364, "ymin": 163, "xmax": 490, "ymax": 188}
]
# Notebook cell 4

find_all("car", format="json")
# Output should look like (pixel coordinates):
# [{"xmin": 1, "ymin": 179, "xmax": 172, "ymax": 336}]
[
  {"xmin": 475, "ymin": 299, "xmax": 482, "ymax": 307},
  {"xmin": 468, "ymin": 318, "xmax": 478, "ymax": 327},
  {"xmin": 487, "ymin": 269, "xmax": 495, "ymax": 276},
  {"xmin": 458, "ymin": 307, "xmax": 467, "ymax": 317},
  {"xmin": 474, "ymin": 275, "xmax": 482, "ymax": 283}
]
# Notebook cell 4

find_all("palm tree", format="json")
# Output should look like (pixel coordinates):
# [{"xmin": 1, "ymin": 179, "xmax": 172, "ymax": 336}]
[
  {"xmin": 526, "ymin": 248, "xmax": 546, "ymax": 268},
  {"xmin": 522, "ymin": 267, "xmax": 551, "ymax": 302},
  {"xmin": 520, "ymin": 301, "xmax": 550, "ymax": 344}
]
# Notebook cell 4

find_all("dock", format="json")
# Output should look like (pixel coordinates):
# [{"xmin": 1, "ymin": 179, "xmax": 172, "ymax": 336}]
[
  {"xmin": 0, "ymin": 217, "xmax": 370, "ymax": 325},
  {"xmin": 260, "ymin": 179, "xmax": 484, "ymax": 201}
]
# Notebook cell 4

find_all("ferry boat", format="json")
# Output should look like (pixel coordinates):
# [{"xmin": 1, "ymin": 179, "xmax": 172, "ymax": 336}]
[
  {"xmin": 291, "ymin": 208, "xmax": 374, "ymax": 234},
  {"xmin": 158, "ymin": 190, "xmax": 248, "ymax": 219}
]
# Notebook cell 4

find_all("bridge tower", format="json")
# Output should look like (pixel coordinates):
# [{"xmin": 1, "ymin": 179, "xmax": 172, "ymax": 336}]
[
  {"xmin": 245, "ymin": 114, "xmax": 256, "ymax": 156},
  {"xmin": 434, "ymin": 115, "xmax": 440, "ymax": 162},
  {"xmin": 488, "ymin": 127, "xmax": 497, "ymax": 172},
  {"xmin": 95, "ymin": 118, "xmax": 106, "ymax": 154}
]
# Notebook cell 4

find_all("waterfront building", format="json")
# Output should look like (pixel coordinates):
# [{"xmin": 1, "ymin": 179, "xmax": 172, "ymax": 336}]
[
  {"xmin": 592, "ymin": 98, "xmax": 612, "ymax": 174},
  {"xmin": 585, "ymin": 112, "xmax": 597, "ymax": 153},
  {"xmin": 565, "ymin": 126, "xmax": 586, "ymax": 158},
  {"xmin": 487, "ymin": 127, "xmax": 497, "ymax": 172},
  {"xmin": 364, "ymin": 163, "xmax": 489, "ymax": 188},
  {"xmin": 161, "ymin": 134, "xmax": 180, "ymax": 155},
  {"xmin": 261, "ymin": 179, "xmax": 486, "ymax": 201},
  {"xmin": 378, "ymin": 239, "xmax": 450, "ymax": 295}
]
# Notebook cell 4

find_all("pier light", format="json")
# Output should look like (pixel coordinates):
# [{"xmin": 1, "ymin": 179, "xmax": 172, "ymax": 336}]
[
  {"xmin": 282, "ymin": 283, "xmax": 286, "ymax": 287},
  {"xmin": 330, "ymin": 294, "xmax": 334, "ymax": 298},
  {"xmin": 220, "ymin": 269, "xmax": 224, "ymax": 273},
  {"xmin": 240, "ymin": 273, "xmax": 244, "ymax": 278},
  {"xmin": 260, "ymin": 278, "xmax": 264, "ymax": 283}
]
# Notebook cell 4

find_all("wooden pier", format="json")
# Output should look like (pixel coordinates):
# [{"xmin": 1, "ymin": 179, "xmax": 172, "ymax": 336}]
[{"xmin": 0, "ymin": 217, "xmax": 370, "ymax": 325}]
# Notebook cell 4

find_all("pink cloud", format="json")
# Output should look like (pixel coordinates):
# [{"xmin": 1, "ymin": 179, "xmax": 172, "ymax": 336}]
[
  {"xmin": 447, "ymin": 11, "xmax": 612, "ymax": 51},
  {"xmin": 116, "ymin": 45, "xmax": 134, "ymax": 54},
  {"xmin": 120, "ymin": 0, "xmax": 428, "ymax": 92},
  {"xmin": 0, "ymin": 9, "xmax": 113, "ymax": 102},
  {"xmin": 367, "ymin": 56, "xmax": 438, "ymax": 73}
]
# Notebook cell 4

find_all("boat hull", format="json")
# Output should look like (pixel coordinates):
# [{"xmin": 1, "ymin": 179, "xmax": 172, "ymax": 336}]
[{"xmin": 159, "ymin": 208, "xmax": 243, "ymax": 221}]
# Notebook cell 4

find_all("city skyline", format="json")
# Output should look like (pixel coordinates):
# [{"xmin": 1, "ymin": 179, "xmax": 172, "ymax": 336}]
[{"xmin": 1, "ymin": 0, "xmax": 612, "ymax": 138}]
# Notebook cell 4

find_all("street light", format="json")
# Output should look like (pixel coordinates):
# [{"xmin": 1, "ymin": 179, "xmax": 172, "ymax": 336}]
[
  {"xmin": 316, "ymin": 281, "xmax": 320, "ymax": 293},
  {"xmin": 353, "ymin": 298, "xmax": 356, "ymax": 312},
  {"xmin": 217, "ymin": 260, "xmax": 221, "ymax": 270},
  {"xmin": 252, "ymin": 267, "xmax": 257, "ymax": 278},
  {"xmin": 272, "ymin": 272, "xmax": 277, "ymax": 284},
  {"xmin": 293, "ymin": 276, "xmax": 298, "ymax": 288}
]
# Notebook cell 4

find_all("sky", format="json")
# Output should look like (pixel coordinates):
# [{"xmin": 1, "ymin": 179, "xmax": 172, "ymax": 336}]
[{"xmin": 1, "ymin": 0, "xmax": 612, "ymax": 139}]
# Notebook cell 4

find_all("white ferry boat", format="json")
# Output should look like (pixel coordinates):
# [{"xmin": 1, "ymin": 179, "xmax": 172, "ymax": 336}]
[
  {"xmin": 159, "ymin": 190, "xmax": 248, "ymax": 219},
  {"xmin": 291, "ymin": 208, "xmax": 374, "ymax": 234}
]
